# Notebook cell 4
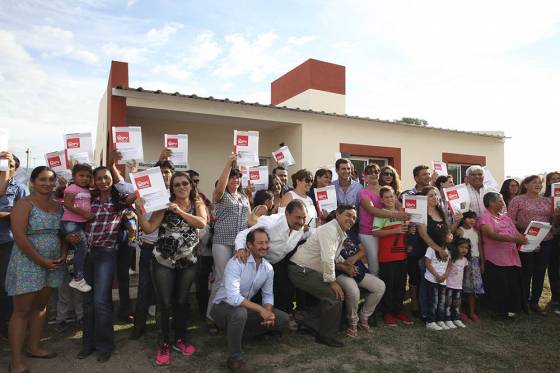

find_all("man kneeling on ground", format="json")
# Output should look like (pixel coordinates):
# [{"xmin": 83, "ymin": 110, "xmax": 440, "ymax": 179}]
[{"xmin": 211, "ymin": 228, "xmax": 289, "ymax": 373}]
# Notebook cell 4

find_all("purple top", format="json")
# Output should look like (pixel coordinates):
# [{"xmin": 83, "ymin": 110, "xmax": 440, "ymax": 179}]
[
  {"xmin": 359, "ymin": 188, "xmax": 384, "ymax": 235},
  {"xmin": 479, "ymin": 210, "xmax": 521, "ymax": 267}
]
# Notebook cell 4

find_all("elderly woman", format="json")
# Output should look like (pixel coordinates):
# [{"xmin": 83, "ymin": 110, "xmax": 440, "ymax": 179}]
[
  {"xmin": 508, "ymin": 175, "xmax": 557, "ymax": 315},
  {"xmin": 479, "ymin": 192, "xmax": 527, "ymax": 321}
]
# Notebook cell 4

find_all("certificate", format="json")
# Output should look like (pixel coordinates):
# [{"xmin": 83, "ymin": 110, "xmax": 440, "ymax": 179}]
[
  {"xmin": 45, "ymin": 150, "xmax": 70, "ymax": 177},
  {"xmin": 65, "ymin": 132, "xmax": 94, "ymax": 165},
  {"xmin": 272, "ymin": 146, "xmax": 295, "ymax": 167},
  {"xmin": 443, "ymin": 184, "xmax": 471, "ymax": 216},
  {"xmin": 0, "ymin": 129, "xmax": 8, "ymax": 171},
  {"xmin": 248, "ymin": 166, "xmax": 269, "ymax": 192},
  {"xmin": 403, "ymin": 195, "xmax": 428, "ymax": 225},
  {"xmin": 520, "ymin": 221, "xmax": 552, "ymax": 253},
  {"xmin": 432, "ymin": 161, "xmax": 448, "ymax": 176},
  {"xmin": 130, "ymin": 167, "xmax": 170, "ymax": 214},
  {"xmin": 553, "ymin": 197, "xmax": 560, "ymax": 211},
  {"xmin": 112, "ymin": 126, "xmax": 144, "ymax": 163},
  {"xmin": 234, "ymin": 130, "xmax": 259, "ymax": 166},
  {"xmin": 314, "ymin": 185, "xmax": 337, "ymax": 213},
  {"xmin": 551, "ymin": 183, "xmax": 560, "ymax": 198},
  {"xmin": 164, "ymin": 134, "xmax": 188, "ymax": 166},
  {"xmin": 483, "ymin": 167, "xmax": 499, "ymax": 190}
]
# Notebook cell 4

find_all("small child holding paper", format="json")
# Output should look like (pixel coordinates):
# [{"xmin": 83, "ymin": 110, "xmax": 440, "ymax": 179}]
[{"xmin": 62, "ymin": 164, "xmax": 94, "ymax": 292}]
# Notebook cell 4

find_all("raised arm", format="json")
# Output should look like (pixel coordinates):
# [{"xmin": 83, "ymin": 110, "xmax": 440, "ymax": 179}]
[{"xmin": 213, "ymin": 154, "xmax": 236, "ymax": 203}]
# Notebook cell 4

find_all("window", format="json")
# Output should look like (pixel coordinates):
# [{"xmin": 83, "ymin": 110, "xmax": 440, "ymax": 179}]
[
  {"xmin": 447, "ymin": 164, "xmax": 471, "ymax": 185},
  {"xmin": 348, "ymin": 156, "xmax": 388, "ymax": 184}
]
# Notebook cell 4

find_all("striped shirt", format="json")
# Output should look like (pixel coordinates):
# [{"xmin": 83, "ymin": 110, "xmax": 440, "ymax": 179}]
[
  {"xmin": 213, "ymin": 192, "xmax": 250, "ymax": 246},
  {"xmin": 85, "ymin": 195, "xmax": 126, "ymax": 249}
]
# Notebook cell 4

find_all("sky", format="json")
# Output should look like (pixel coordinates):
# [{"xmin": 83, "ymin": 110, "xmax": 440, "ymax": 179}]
[{"xmin": 0, "ymin": 0, "xmax": 559, "ymax": 177}]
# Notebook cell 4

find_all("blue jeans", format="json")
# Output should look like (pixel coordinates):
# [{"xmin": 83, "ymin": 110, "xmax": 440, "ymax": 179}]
[
  {"xmin": 133, "ymin": 242, "xmax": 155, "ymax": 329},
  {"xmin": 82, "ymin": 247, "xmax": 117, "ymax": 354},
  {"xmin": 425, "ymin": 280, "xmax": 446, "ymax": 323},
  {"xmin": 62, "ymin": 221, "xmax": 87, "ymax": 280}
]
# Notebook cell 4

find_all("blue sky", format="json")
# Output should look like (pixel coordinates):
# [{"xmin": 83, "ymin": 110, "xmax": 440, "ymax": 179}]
[{"xmin": 1, "ymin": 0, "xmax": 559, "ymax": 177}]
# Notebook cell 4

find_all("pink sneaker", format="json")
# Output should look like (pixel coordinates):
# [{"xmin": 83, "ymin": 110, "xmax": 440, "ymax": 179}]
[
  {"xmin": 173, "ymin": 339, "xmax": 196, "ymax": 356},
  {"xmin": 155, "ymin": 343, "xmax": 171, "ymax": 365}
]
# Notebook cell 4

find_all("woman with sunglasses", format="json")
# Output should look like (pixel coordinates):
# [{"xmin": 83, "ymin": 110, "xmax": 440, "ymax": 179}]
[
  {"xmin": 280, "ymin": 169, "xmax": 317, "ymax": 227},
  {"xmin": 136, "ymin": 172, "xmax": 207, "ymax": 366},
  {"xmin": 379, "ymin": 165, "xmax": 403, "ymax": 198},
  {"xmin": 359, "ymin": 164, "xmax": 408, "ymax": 276}
]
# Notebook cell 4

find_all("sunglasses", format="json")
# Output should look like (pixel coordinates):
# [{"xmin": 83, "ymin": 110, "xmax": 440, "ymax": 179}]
[
  {"xmin": 381, "ymin": 172, "xmax": 394, "ymax": 177},
  {"xmin": 173, "ymin": 181, "xmax": 190, "ymax": 188}
]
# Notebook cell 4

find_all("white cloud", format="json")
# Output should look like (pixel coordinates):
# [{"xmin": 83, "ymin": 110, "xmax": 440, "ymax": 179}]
[
  {"xmin": 0, "ymin": 31, "xmax": 103, "ymax": 164},
  {"xmin": 152, "ymin": 63, "xmax": 191, "ymax": 80},
  {"xmin": 213, "ymin": 32, "xmax": 293, "ymax": 82},
  {"xmin": 146, "ymin": 22, "xmax": 183, "ymax": 44},
  {"xmin": 20, "ymin": 25, "xmax": 98, "ymax": 65},
  {"xmin": 102, "ymin": 42, "xmax": 147, "ymax": 63},
  {"xmin": 126, "ymin": 0, "xmax": 137, "ymax": 8},
  {"xmin": 187, "ymin": 31, "xmax": 221, "ymax": 68},
  {"xmin": 287, "ymin": 35, "xmax": 317, "ymax": 45}
]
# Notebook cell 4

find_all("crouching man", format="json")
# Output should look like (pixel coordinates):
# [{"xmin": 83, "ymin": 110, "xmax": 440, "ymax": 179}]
[{"xmin": 211, "ymin": 228, "xmax": 289, "ymax": 373}]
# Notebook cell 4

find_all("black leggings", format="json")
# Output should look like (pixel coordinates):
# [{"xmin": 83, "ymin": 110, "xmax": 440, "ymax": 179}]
[{"xmin": 151, "ymin": 258, "xmax": 197, "ymax": 343}]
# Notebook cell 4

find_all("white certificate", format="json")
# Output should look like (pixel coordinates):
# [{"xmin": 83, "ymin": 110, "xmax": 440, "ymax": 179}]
[
  {"xmin": 483, "ymin": 166, "xmax": 499, "ymax": 191},
  {"xmin": 403, "ymin": 195, "xmax": 428, "ymax": 225},
  {"xmin": 520, "ymin": 221, "xmax": 552, "ymax": 253},
  {"xmin": 112, "ymin": 126, "xmax": 144, "ymax": 163},
  {"xmin": 0, "ymin": 129, "xmax": 8, "ymax": 171},
  {"xmin": 130, "ymin": 167, "xmax": 170, "ymax": 214},
  {"xmin": 164, "ymin": 134, "xmax": 188, "ymax": 166},
  {"xmin": 65, "ymin": 132, "xmax": 93, "ymax": 165},
  {"xmin": 432, "ymin": 161, "xmax": 448, "ymax": 176},
  {"xmin": 234, "ymin": 130, "xmax": 259, "ymax": 166},
  {"xmin": 444, "ymin": 184, "xmax": 471, "ymax": 216},
  {"xmin": 248, "ymin": 166, "xmax": 269, "ymax": 191},
  {"xmin": 45, "ymin": 150, "xmax": 69, "ymax": 177},
  {"xmin": 314, "ymin": 185, "xmax": 337, "ymax": 213},
  {"xmin": 553, "ymin": 197, "xmax": 560, "ymax": 211},
  {"xmin": 552, "ymin": 183, "xmax": 560, "ymax": 198},
  {"xmin": 272, "ymin": 146, "xmax": 295, "ymax": 167}
]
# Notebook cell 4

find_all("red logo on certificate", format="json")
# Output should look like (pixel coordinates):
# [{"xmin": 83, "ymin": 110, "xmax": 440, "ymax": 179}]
[
  {"xmin": 275, "ymin": 152, "xmax": 285, "ymax": 161},
  {"xmin": 317, "ymin": 191, "xmax": 328, "ymax": 201},
  {"xmin": 446, "ymin": 190, "xmax": 459, "ymax": 200},
  {"xmin": 236, "ymin": 135, "xmax": 248, "ymax": 146},
  {"xmin": 66, "ymin": 138, "xmax": 80, "ymax": 149},
  {"xmin": 527, "ymin": 226, "xmax": 540, "ymax": 236},
  {"xmin": 166, "ymin": 138, "xmax": 178, "ymax": 148},
  {"xmin": 554, "ymin": 189, "xmax": 560, "ymax": 197},
  {"xmin": 47, "ymin": 157, "xmax": 61, "ymax": 168},
  {"xmin": 115, "ymin": 132, "xmax": 130, "ymax": 143},
  {"xmin": 135, "ymin": 175, "xmax": 152, "ymax": 190},
  {"xmin": 405, "ymin": 199, "xmax": 417, "ymax": 209},
  {"xmin": 249, "ymin": 170, "xmax": 260, "ymax": 180}
]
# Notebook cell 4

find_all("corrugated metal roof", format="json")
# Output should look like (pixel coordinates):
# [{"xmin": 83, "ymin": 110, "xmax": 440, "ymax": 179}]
[{"xmin": 114, "ymin": 86, "xmax": 506, "ymax": 139}]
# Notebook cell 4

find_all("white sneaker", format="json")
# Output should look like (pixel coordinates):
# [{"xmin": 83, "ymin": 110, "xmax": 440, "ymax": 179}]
[
  {"xmin": 445, "ymin": 321, "xmax": 457, "ymax": 329},
  {"xmin": 148, "ymin": 305, "xmax": 156, "ymax": 317},
  {"xmin": 69, "ymin": 278, "xmax": 92, "ymax": 293},
  {"xmin": 426, "ymin": 322, "xmax": 443, "ymax": 331},
  {"xmin": 436, "ymin": 321, "xmax": 449, "ymax": 330},
  {"xmin": 453, "ymin": 320, "xmax": 466, "ymax": 328}
]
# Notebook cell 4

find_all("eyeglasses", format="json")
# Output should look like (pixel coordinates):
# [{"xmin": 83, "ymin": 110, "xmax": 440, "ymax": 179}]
[
  {"xmin": 304, "ymin": 179, "xmax": 313, "ymax": 184},
  {"xmin": 173, "ymin": 181, "xmax": 190, "ymax": 188},
  {"xmin": 381, "ymin": 172, "xmax": 394, "ymax": 177}
]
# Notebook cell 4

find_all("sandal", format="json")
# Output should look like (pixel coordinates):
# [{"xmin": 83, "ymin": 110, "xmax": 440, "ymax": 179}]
[
  {"xmin": 345, "ymin": 325, "xmax": 358, "ymax": 338},
  {"xmin": 25, "ymin": 350, "xmax": 58, "ymax": 359},
  {"xmin": 357, "ymin": 321, "xmax": 372, "ymax": 333}
]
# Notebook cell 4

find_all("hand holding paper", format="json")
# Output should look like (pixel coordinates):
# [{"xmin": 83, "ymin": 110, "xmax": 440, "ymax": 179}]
[
  {"xmin": 130, "ymin": 167, "xmax": 170, "ymax": 214},
  {"xmin": 403, "ymin": 195, "xmax": 428, "ymax": 225},
  {"xmin": 520, "ymin": 221, "xmax": 552, "ymax": 253}
]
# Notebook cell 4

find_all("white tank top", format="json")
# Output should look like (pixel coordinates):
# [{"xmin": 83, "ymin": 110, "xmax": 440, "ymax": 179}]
[
  {"xmin": 461, "ymin": 227, "xmax": 479, "ymax": 257},
  {"xmin": 288, "ymin": 191, "xmax": 317, "ymax": 227}
]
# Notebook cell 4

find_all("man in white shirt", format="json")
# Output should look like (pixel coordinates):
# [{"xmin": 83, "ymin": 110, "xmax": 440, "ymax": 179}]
[
  {"xmin": 211, "ymin": 228, "xmax": 289, "ymax": 373},
  {"xmin": 465, "ymin": 165, "xmax": 495, "ymax": 218},
  {"xmin": 288, "ymin": 205, "xmax": 357, "ymax": 348},
  {"xmin": 234, "ymin": 200, "xmax": 311, "ymax": 314}
]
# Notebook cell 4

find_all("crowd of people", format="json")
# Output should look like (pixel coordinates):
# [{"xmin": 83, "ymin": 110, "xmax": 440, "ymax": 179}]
[{"xmin": 1, "ymin": 148, "xmax": 559, "ymax": 373}]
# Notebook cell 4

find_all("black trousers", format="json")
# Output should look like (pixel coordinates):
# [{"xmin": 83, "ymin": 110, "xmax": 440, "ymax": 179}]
[
  {"xmin": 482, "ymin": 261, "xmax": 523, "ymax": 316},
  {"xmin": 548, "ymin": 235, "xmax": 560, "ymax": 303},
  {"xmin": 379, "ymin": 260, "xmax": 407, "ymax": 315},
  {"xmin": 272, "ymin": 256, "xmax": 296, "ymax": 314},
  {"xmin": 196, "ymin": 255, "xmax": 214, "ymax": 317}
]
